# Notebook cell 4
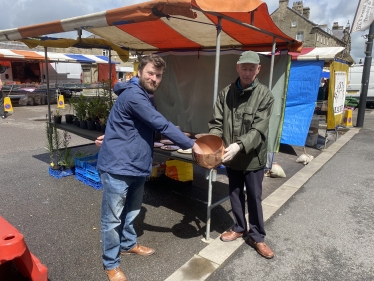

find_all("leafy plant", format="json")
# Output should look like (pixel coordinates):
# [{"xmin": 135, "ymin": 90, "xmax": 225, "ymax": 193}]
[
  {"xmin": 45, "ymin": 122, "xmax": 62, "ymax": 168},
  {"xmin": 74, "ymin": 151, "xmax": 90, "ymax": 159},
  {"xmin": 99, "ymin": 117, "xmax": 107, "ymax": 126},
  {"xmin": 54, "ymin": 108, "xmax": 62, "ymax": 117},
  {"xmin": 66, "ymin": 99, "xmax": 74, "ymax": 115},
  {"xmin": 58, "ymin": 130, "xmax": 73, "ymax": 168},
  {"xmin": 45, "ymin": 123, "xmax": 81, "ymax": 169},
  {"xmin": 52, "ymin": 123, "xmax": 62, "ymax": 166},
  {"xmin": 73, "ymin": 94, "xmax": 88, "ymax": 121},
  {"xmin": 87, "ymin": 97, "xmax": 103, "ymax": 121}
]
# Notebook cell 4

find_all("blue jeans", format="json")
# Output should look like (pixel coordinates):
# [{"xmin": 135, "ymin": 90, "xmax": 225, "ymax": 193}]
[{"xmin": 100, "ymin": 171, "xmax": 146, "ymax": 270}]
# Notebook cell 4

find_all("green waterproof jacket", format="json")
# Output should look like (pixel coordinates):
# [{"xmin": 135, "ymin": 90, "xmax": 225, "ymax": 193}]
[{"xmin": 208, "ymin": 77, "xmax": 274, "ymax": 171}]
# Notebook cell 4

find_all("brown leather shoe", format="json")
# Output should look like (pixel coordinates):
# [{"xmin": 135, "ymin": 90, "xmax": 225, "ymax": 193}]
[
  {"xmin": 248, "ymin": 238, "xmax": 274, "ymax": 259},
  {"xmin": 121, "ymin": 244, "xmax": 155, "ymax": 256},
  {"xmin": 220, "ymin": 230, "xmax": 248, "ymax": 242},
  {"xmin": 105, "ymin": 267, "xmax": 128, "ymax": 281}
]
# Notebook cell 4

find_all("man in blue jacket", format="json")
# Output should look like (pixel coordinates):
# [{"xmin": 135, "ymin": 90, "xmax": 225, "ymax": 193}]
[{"xmin": 96, "ymin": 54, "xmax": 202, "ymax": 281}]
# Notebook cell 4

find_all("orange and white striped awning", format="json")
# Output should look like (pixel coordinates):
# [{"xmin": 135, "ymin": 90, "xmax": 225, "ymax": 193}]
[
  {"xmin": 0, "ymin": 49, "xmax": 116, "ymax": 63},
  {"xmin": 0, "ymin": 0, "xmax": 302, "ymax": 53}
]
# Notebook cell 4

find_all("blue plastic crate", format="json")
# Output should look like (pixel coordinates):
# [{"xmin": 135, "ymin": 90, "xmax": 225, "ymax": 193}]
[
  {"xmin": 74, "ymin": 154, "xmax": 98, "ymax": 169},
  {"xmin": 85, "ymin": 169, "xmax": 101, "ymax": 182},
  {"xmin": 84, "ymin": 177, "xmax": 102, "ymax": 190},
  {"xmin": 75, "ymin": 171, "xmax": 102, "ymax": 190},
  {"xmin": 75, "ymin": 166, "xmax": 85, "ymax": 175},
  {"xmin": 49, "ymin": 167, "xmax": 75, "ymax": 179},
  {"xmin": 75, "ymin": 171, "xmax": 86, "ymax": 183},
  {"xmin": 86, "ymin": 161, "xmax": 99, "ymax": 173}
]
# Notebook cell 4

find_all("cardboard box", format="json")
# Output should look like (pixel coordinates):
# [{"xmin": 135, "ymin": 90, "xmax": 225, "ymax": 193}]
[
  {"xmin": 151, "ymin": 163, "xmax": 166, "ymax": 178},
  {"xmin": 309, "ymin": 127, "xmax": 319, "ymax": 135}
]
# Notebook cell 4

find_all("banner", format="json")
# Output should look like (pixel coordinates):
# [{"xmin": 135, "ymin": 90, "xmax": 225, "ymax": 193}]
[
  {"xmin": 327, "ymin": 62, "xmax": 349, "ymax": 129},
  {"xmin": 333, "ymin": 72, "xmax": 347, "ymax": 116},
  {"xmin": 351, "ymin": 0, "xmax": 374, "ymax": 32}
]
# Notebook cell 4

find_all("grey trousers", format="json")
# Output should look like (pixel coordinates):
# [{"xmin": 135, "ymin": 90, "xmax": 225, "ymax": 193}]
[{"xmin": 226, "ymin": 167, "xmax": 266, "ymax": 242}]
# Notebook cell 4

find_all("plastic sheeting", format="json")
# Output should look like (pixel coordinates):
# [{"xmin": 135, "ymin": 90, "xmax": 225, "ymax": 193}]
[
  {"xmin": 154, "ymin": 50, "xmax": 289, "ymax": 153},
  {"xmin": 280, "ymin": 60, "xmax": 324, "ymax": 146}
]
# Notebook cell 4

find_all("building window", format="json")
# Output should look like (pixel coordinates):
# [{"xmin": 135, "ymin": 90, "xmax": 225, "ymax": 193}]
[
  {"xmin": 102, "ymin": 50, "xmax": 109, "ymax": 57},
  {"xmin": 296, "ymin": 32, "xmax": 304, "ymax": 41},
  {"xmin": 291, "ymin": 21, "xmax": 297, "ymax": 27}
]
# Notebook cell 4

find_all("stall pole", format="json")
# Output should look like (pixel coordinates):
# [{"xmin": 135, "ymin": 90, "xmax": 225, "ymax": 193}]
[
  {"xmin": 44, "ymin": 47, "xmax": 51, "ymax": 123},
  {"xmin": 265, "ymin": 37, "xmax": 277, "ymax": 170},
  {"xmin": 203, "ymin": 169, "xmax": 214, "ymax": 243},
  {"xmin": 44, "ymin": 47, "xmax": 53, "ymax": 150},
  {"xmin": 203, "ymin": 16, "xmax": 222, "ymax": 243},
  {"xmin": 268, "ymin": 37, "xmax": 276, "ymax": 90},
  {"xmin": 212, "ymin": 17, "xmax": 222, "ymax": 106},
  {"xmin": 108, "ymin": 49, "xmax": 113, "ymax": 106},
  {"xmin": 356, "ymin": 22, "xmax": 374, "ymax": 127}
]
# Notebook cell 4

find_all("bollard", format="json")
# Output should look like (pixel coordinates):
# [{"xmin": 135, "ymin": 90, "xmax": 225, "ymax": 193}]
[
  {"xmin": 0, "ymin": 216, "xmax": 48, "ymax": 281},
  {"xmin": 342, "ymin": 109, "xmax": 353, "ymax": 127}
]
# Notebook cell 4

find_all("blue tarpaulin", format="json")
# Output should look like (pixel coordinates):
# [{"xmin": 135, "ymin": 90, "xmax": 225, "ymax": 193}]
[{"xmin": 280, "ymin": 60, "xmax": 324, "ymax": 146}]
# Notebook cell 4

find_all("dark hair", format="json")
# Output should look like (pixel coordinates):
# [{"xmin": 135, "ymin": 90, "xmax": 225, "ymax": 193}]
[{"xmin": 137, "ymin": 54, "xmax": 166, "ymax": 72}]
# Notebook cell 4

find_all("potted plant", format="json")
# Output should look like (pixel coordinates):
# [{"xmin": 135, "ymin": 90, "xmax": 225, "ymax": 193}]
[
  {"xmin": 73, "ymin": 95, "xmax": 88, "ymax": 129},
  {"xmin": 94, "ymin": 83, "xmax": 112, "ymax": 133},
  {"xmin": 65, "ymin": 100, "xmax": 75, "ymax": 124},
  {"xmin": 99, "ymin": 117, "xmax": 107, "ymax": 133},
  {"xmin": 53, "ymin": 109, "xmax": 62, "ymax": 124},
  {"xmin": 45, "ymin": 122, "xmax": 64, "ymax": 173},
  {"xmin": 57, "ymin": 130, "xmax": 73, "ymax": 169},
  {"xmin": 87, "ymin": 97, "xmax": 101, "ymax": 130},
  {"xmin": 45, "ymin": 123, "xmax": 82, "ymax": 178}
]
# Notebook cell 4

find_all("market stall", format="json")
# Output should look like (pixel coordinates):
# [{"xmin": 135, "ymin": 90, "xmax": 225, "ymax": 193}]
[
  {"xmin": 0, "ymin": 0, "xmax": 302, "ymax": 242},
  {"xmin": 278, "ymin": 47, "xmax": 350, "ymax": 147},
  {"xmin": 0, "ymin": 48, "xmax": 119, "ymax": 105}
]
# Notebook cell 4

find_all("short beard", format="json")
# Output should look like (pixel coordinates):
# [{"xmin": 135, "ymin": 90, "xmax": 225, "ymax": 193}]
[{"xmin": 139, "ymin": 78, "xmax": 157, "ymax": 94}]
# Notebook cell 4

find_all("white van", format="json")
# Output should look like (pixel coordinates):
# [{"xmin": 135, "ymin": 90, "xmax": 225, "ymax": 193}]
[
  {"xmin": 40, "ymin": 62, "xmax": 82, "ymax": 84},
  {"xmin": 346, "ymin": 63, "xmax": 374, "ymax": 106}
]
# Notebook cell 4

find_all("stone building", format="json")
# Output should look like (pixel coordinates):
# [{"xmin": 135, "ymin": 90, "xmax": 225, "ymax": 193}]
[{"xmin": 271, "ymin": 0, "xmax": 353, "ymax": 63}]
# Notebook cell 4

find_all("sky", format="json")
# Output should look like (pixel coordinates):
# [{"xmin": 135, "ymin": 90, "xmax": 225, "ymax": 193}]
[{"xmin": 0, "ymin": 0, "xmax": 366, "ymax": 63}]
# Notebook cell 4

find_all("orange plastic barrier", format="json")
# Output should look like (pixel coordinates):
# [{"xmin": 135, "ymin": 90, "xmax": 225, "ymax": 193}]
[{"xmin": 0, "ymin": 216, "xmax": 48, "ymax": 281}]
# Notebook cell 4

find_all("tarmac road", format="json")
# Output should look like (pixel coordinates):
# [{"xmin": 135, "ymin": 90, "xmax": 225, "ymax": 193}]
[{"xmin": 0, "ymin": 104, "xmax": 371, "ymax": 281}]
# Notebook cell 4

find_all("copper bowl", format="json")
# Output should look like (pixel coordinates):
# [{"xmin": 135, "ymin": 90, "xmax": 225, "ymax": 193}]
[{"xmin": 192, "ymin": 135, "xmax": 225, "ymax": 169}]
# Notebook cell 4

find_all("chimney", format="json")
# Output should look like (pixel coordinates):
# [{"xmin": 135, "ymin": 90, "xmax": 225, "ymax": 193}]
[
  {"xmin": 303, "ymin": 7, "xmax": 310, "ymax": 19},
  {"xmin": 292, "ymin": 1, "xmax": 304, "ymax": 15},
  {"xmin": 279, "ymin": 0, "xmax": 289, "ymax": 9},
  {"xmin": 345, "ymin": 20, "xmax": 350, "ymax": 32},
  {"xmin": 332, "ymin": 22, "xmax": 339, "ymax": 30}
]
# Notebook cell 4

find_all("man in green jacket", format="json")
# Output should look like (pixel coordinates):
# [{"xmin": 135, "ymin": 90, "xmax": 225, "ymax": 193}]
[{"xmin": 208, "ymin": 51, "xmax": 274, "ymax": 259}]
